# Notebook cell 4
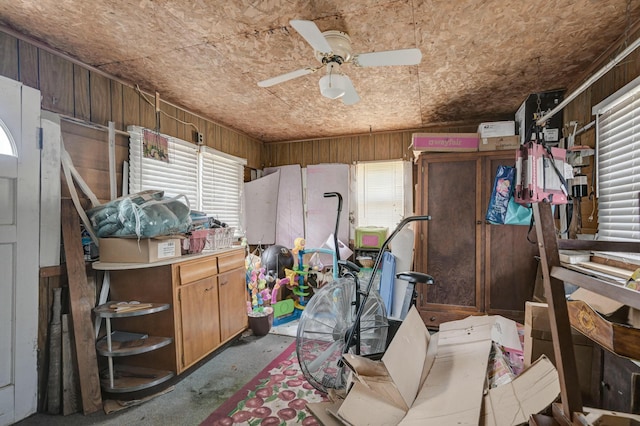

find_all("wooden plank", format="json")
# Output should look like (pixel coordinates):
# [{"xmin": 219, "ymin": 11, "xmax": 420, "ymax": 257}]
[
  {"xmin": 533, "ymin": 202, "xmax": 583, "ymax": 421},
  {"xmin": 139, "ymin": 92, "xmax": 155, "ymax": 129},
  {"xmin": 552, "ymin": 267, "xmax": 640, "ymax": 311},
  {"xmin": 122, "ymin": 85, "xmax": 140, "ymax": 130},
  {"xmin": 313, "ymin": 140, "xmax": 330, "ymax": 164},
  {"xmin": 61, "ymin": 314, "xmax": 79, "ymax": 415},
  {"xmin": 358, "ymin": 135, "xmax": 375, "ymax": 161},
  {"xmin": 47, "ymin": 287, "xmax": 62, "ymax": 414},
  {"xmin": 110, "ymin": 80, "xmax": 124, "ymax": 132},
  {"xmin": 39, "ymin": 50, "xmax": 74, "ymax": 115},
  {"xmin": 557, "ymin": 239, "xmax": 640, "ymax": 253},
  {"xmin": 373, "ymin": 133, "xmax": 391, "ymax": 160},
  {"xmin": 60, "ymin": 199, "xmax": 103, "ymax": 414},
  {"xmin": 159, "ymin": 102, "xmax": 177, "ymax": 137},
  {"xmin": 89, "ymin": 71, "xmax": 111, "ymax": 126},
  {"xmin": 18, "ymin": 39, "xmax": 39, "ymax": 89},
  {"xmin": 576, "ymin": 261, "xmax": 635, "ymax": 280},
  {"xmin": 40, "ymin": 111, "xmax": 62, "ymax": 268},
  {"xmin": 0, "ymin": 32, "xmax": 19, "ymax": 80},
  {"xmin": 73, "ymin": 65, "xmax": 90, "ymax": 121},
  {"xmin": 38, "ymin": 276, "xmax": 58, "ymax": 411}
]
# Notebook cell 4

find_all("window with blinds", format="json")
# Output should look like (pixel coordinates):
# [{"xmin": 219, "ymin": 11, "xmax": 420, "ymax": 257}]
[
  {"xmin": 200, "ymin": 146, "xmax": 245, "ymax": 232},
  {"xmin": 593, "ymin": 75, "xmax": 640, "ymax": 242},
  {"xmin": 128, "ymin": 126, "xmax": 245, "ymax": 232},
  {"xmin": 356, "ymin": 160, "xmax": 412, "ymax": 230}
]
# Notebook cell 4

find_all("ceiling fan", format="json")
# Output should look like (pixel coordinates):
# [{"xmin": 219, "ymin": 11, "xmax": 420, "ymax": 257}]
[{"xmin": 258, "ymin": 20, "xmax": 422, "ymax": 105}]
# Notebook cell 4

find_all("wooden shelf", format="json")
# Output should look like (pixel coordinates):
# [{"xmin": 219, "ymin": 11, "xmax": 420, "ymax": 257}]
[
  {"xmin": 94, "ymin": 302, "xmax": 170, "ymax": 318},
  {"xmin": 96, "ymin": 335, "xmax": 173, "ymax": 357},
  {"xmin": 533, "ymin": 202, "xmax": 640, "ymax": 424},
  {"xmin": 100, "ymin": 364, "xmax": 174, "ymax": 393}
]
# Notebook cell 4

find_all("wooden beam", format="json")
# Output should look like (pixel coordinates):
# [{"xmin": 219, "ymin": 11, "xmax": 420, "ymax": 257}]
[
  {"xmin": 60, "ymin": 199, "xmax": 102, "ymax": 414},
  {"xmin": 533, "ymin": 202, "xmax": 583, "ymax": 421}
]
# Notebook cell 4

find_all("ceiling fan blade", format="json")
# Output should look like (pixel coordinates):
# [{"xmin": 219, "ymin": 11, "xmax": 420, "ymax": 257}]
[
  {"xmin": 257, "ymin": 68, "xmax": 315, "ymax": 88},
  {"xmin": 342, "ymin": 76, "xmax": 360, "ymax": 105},
  {"xmin": 290, "ymin": 20, "xmax": 333, "ymax": 54},
  {"xmin": 353, "ymin": 48, "xmax": 422, "ymax": 67}
]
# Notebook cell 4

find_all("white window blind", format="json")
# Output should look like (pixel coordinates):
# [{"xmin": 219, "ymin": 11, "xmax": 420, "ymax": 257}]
[
  {"xmin": 356, "ymin": 160, "xmax": 412, "ymax": 230},
  {"xmin": 200, "ymin": 146, "xmax": 245, "ymax": 232},
  {"xmin": 593, "ymin": 75, "xmax": 640, "ymax": 241},
  {"xmin": 128, "ymin": 126, "xmax": 246, "ymax": 234},
  {"xmin": 128, "ymin": 126, "xmax": 199, "ymax": 208}
]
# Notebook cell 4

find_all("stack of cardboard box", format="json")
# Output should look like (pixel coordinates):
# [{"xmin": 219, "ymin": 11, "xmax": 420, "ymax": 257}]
[{"xmin": 308, "ymin": 307, "xmax": 561, "ymax": 425}]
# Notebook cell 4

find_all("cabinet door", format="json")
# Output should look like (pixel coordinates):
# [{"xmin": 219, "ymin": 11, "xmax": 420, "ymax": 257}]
[
  {"xmin": 415, "ymin": 153, "xmax": 482, "ymax": 326},
  {"xmin": 482, "ymin": 154, "xmax": 538, "ymax": 322},
  {"xmin": 218, "ymin": 267, "xmax": 248, "ymax": 342},
  {"xmin": 178, "ymin": 277, "xmax": 221, "ymax": 370}
]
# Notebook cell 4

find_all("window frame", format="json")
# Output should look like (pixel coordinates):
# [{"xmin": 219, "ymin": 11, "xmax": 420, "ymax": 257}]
[
  {"xmin": 128, "ymin": 126, "xmax": 246, "ymax": 234},
  {"xmin": 593, "ymin": 74, "xmax": 640, "ymax": 242},
  {"xmin": 354, "ymin": 159, "xmax": 413, "ymax": 231}
]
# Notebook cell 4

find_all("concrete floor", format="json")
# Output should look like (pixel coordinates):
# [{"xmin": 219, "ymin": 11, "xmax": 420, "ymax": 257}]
[{"xmin": 17, "ymin": 332, "xmax": 295, "ymax": 426}]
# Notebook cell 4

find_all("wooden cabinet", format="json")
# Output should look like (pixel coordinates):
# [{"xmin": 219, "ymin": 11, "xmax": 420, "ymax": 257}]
[
  {"xmin": 178, "ymin": 276, "xmax": 221, "ymax": 369},
  {"xmin": 93, "ymin": 247, "xmax": 248, "ymax": 384},
  {"xmin": 414, "ymin": 151, "xmax": 539, "ymax": 327}
]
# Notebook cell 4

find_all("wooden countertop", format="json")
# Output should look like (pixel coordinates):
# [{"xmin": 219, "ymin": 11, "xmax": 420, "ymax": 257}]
[{"xmin": 92, "ymin": 246, "xmax": 243, "ymax": 270}]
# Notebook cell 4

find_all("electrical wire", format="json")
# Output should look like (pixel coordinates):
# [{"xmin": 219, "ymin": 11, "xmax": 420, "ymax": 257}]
[{"xmin": 135, "ymin": 85, "xmax": 200, "ymax": 134}]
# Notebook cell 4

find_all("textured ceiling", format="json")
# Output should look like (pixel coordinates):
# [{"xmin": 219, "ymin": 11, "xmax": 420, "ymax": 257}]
[{"xmin": 1, "ymin": 0, "xmax": 639, "ymax": 142}]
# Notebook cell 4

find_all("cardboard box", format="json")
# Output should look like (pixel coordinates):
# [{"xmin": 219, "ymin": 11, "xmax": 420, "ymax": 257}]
[
  {"xmin": 308, "ymin": 307, "xmax": 560, "ymax": 425},
  {"xmin": 524, "ymin": 301, "xmax": 594, "ymax": 403},
  {"xmin": 99, "ymin": 237, "xmax": 181, "ymax": 263},
  {"xmin": 478, "ymin": 121, "xmax": 516, "ymax": 138},
  {"xmin": 411, "ymin": 133, "xmax": 479, "ymax": 152},
  {"xmin": 355, "ymin": 226, "xmax": 388, "ymax": 249},
  {"xmin": 478, "ymin": 135, "xmax": 520, "ymax": 151}
]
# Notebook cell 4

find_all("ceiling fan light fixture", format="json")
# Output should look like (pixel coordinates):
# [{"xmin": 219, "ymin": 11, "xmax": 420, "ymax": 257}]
[{"xmin": 319, "ymin": 73, "xmax": 346, "ymax": 99}]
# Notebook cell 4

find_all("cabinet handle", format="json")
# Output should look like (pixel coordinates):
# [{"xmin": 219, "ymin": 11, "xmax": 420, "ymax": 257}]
[
  {"xmin": 205, "ymin": 286, "xmax": 214, "ymax": 292},
  {"xmin": 430, "ymin": 316, "xmax": 436, "ymax": 322},
  {"xmin": 476, "ymin": 220, "xmax": 482, "ymax": 225}
]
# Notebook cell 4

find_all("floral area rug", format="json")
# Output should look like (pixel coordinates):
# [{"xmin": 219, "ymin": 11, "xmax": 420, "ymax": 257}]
[{"xmin": 200, "ymin": 341, "xmax": 329, "ymax": 426}]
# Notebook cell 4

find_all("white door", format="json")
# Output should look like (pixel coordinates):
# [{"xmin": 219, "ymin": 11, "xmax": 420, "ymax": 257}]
[{"xmin": 0, "ymin": 76, "xmax": 40, "ymax": 425}]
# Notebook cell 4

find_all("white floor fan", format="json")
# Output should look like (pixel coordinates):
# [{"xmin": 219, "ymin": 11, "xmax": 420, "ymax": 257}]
[
  {"xmin": 258, "ymin": 19, "xmax": 422, "ymax": 105},
  {"xmin": 295, "ymin": 216, "xmax": 433, "ymax": 394}
]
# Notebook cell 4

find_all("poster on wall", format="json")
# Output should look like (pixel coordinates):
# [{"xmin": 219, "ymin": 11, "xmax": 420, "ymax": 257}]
[{"xmin": 143, "ymin": 129, "xmax": 169, "ymax": 163}]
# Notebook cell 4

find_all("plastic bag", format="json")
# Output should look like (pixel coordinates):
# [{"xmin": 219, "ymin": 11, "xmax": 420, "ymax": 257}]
[
  {"xmin": 87, "ymin": 190, "xmax": 191, "ymax": 238},
  {"xmin": 486, "ymin": 166, "xmax": 515, "ymax": 225},
  {"xmin": 505, "ymin": 197, "xmax": 532, "ymax": 226}
]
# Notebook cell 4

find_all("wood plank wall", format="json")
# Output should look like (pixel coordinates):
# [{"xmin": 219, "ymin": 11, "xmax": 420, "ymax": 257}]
[{"xmin": 0, "ymin": 30, "xmax": 264, "ymax": 202}]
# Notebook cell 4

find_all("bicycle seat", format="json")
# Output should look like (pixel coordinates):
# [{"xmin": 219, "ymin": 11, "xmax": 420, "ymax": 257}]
[
  {"xmin": 396, "ymin": 271, "xmax": 434, "ymax": 285},
  {"xmin": 338, "ymin": 259, "xmax": 361, "ymax": 274}
]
